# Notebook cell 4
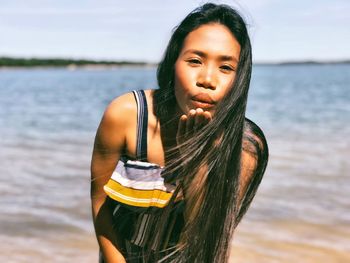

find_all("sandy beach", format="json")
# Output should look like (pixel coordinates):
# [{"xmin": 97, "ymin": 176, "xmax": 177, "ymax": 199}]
[
  {"xmin": 2, "ymin": 223, "xmax": 349, "ymax": 263},
  {"xmin": 231, "ymin": 219, "xmax": 350, "ymax": 263}
]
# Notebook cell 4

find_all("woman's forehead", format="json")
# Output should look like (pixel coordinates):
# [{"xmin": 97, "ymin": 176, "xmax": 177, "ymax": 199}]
[{"xmin": 180, "ymin": 23, "xmax": 241, "ymax": 60}]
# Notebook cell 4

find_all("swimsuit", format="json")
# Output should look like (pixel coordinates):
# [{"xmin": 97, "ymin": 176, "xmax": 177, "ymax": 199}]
[{"xmin": 100, "ymin": 90, "xmax": 184, "ymax": 262}]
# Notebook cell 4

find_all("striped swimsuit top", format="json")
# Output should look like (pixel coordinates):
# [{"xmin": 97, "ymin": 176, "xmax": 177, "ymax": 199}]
[
  {"xmin": 104, "ymin": 90, "xmax": 175, "ymax": 208},
  {"xmin": 103, "ymin": 90, "xmax": 182, "ymax": 249}
]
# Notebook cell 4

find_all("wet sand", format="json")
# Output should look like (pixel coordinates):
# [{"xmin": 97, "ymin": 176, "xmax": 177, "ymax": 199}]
[
  {"xmin": 231, "ymin": 219, "xmax": 350, "ymax": 263},
  {"xmin": 2, "ymin": 218, "xmax": 350, "ymax": 263},
  {"xmin": 2, "ymin": 231, "xmax": 349, "ymax": 263}
]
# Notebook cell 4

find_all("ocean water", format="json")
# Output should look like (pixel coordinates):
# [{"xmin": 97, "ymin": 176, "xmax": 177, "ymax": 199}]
[{"xmin": 0, "ymin": 65, "xmax": 349, "ymax": 262}]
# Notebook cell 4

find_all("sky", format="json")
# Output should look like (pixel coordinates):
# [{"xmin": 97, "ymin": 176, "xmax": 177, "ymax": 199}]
[{"xmin": 0, "ymin": 0, "xmax": 349, "ymax": 63}]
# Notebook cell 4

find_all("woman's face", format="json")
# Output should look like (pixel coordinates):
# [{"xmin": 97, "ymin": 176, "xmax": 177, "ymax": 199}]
[{"xmin": 174, "ymin": 23, "xmax": 241, "ymax": 115}]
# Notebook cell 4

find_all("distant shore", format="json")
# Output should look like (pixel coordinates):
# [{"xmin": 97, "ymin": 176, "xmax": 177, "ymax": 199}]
[
  {"xmin": 0, "ymin": 57, "xmax": 349, "ymax": 69},
  {"xmin": 0, "ymin": 57, "xmax": 156, "ymax": 69}
]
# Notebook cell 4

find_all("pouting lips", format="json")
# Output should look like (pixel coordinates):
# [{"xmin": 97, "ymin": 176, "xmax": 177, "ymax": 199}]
[
  {"xmin": 191, "ymin": 93, "xmax": 216, "ymax": 109},
  {"xmin": 192, "ymin": 93, "xmax": 215, "ymax": 104}
]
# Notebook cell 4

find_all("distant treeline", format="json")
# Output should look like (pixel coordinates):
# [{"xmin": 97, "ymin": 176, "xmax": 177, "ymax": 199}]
[
  {"xmin": 0, "ymin": 57, "xmax": 152, "ymax": 67},
  {"xmin": 1, "ymin": 57, "xmax": 349, "ymax": 67}
]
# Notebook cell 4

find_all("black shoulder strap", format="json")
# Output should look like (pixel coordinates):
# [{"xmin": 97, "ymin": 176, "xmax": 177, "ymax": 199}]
[{"xmin": 132, "ymin": 90, "xmax": 148, "ymax": 161}]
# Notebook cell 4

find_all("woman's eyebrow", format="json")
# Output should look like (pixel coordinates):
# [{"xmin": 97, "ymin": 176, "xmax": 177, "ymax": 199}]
[
  {"xmin": 220, "ymin": 55, "xmax": 238, "ymax": 63},
  {"xmin": 183, "ymin": 49, "xmax": 206, "ymax": 57},
  {"xmin": 183, "ymin": 49, "xmax": 238, "ymax": 63}
]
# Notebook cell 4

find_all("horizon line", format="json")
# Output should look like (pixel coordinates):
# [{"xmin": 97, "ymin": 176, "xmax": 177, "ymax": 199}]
[{"xmin": 1, "ymin": 56, "xmax": 350, "ymax": 66}]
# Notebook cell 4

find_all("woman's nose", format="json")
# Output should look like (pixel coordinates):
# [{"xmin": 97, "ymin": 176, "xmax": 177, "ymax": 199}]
[{"xmin": 196, "ymin": 66, "xmax": 217, "ymax": 90}]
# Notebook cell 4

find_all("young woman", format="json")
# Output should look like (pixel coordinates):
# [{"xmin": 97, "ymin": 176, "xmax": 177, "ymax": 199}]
[{"xmin": 91, "ymin": 3, "xmax": 268, "ymax": 263}]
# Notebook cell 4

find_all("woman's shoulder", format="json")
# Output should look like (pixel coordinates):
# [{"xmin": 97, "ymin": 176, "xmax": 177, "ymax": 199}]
[
  {"xmin": 105, "ymin": 92, "xmax": 137, "ymax": 118},
  {"xmin": 100, "ymin": 89, "xmax": 156, "ymax": 135},
  {"xmin": 243, "ymin": 118, "xmax": 268, "ymax": 157},
  {"xmin": 103, "ymin": 90, "xmax": 146, "ymax": 122},
  {"xmin": 105, "ymin": 89, "xmax": 155, "ymax": 116},
  {"xmin": 98, "ymin": 92, "xmax": 138, "ymax": 144},
  {"xmin": 236, "ymin": 118, "xmax": 269, "ymax": 224},
  {"xmin": 241, "ymin": 118, "xmax": 269, "ymax": 183},
  {"xmin": 95, "ymin": 92, "xmax": 138, "ymax": 151}
]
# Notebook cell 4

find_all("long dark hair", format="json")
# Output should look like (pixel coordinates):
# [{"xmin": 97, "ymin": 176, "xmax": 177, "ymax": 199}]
[{"xmin": 149, "ymin": 3, "xmax": 268, "ymax": 262}]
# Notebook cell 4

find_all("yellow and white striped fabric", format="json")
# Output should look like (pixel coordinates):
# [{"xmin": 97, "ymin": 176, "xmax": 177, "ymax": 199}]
[
  {"xmin": 104, "ymin": 158, "xmax": 175, "ymax": 208},
  {"xmin": 101, "ymin": 91, "xmax": 182, "ymax": 251}
]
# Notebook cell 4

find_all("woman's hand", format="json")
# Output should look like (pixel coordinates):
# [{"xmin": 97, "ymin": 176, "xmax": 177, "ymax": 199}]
[
  {"xmin": 176, "ymin": 108, "xmax": 212, "ymax": 146},
  {"xmin": 173, "ymin": 108, "xmax": 212, "ymax": 202},
  {"xmin": 175, "ymin": 108, "xmax": 213, "ymax": 215}
]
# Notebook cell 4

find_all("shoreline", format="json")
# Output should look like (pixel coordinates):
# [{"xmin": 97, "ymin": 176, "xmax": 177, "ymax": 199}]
[
  {"xmin": 1, "ymin": 62, "xmax": 349, "ymax": 71},
  {"xmin": 1, "ymin": 56, "xmax": 350, "ymax": 70},
  {"xmin": 0, "ymin": 63, "xmax": 158, "ymax": 71}
]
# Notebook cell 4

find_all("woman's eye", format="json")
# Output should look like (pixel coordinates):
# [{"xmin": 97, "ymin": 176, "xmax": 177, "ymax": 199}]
[
  {"xmin": 187, "ymin": 59, "xmax": 201, "ymax": 65},
  {"xmin": 220, "ymin": 65, "xmax": 235, "ymax": 72}
]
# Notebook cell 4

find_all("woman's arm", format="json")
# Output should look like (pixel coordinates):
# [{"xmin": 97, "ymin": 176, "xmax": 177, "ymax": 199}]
[
  {"xmin": 91, "ymin": 94, "xmax": 136, "ymax": 263},
  {"xmin": 236, "ymin": 118, "xmax": 269, "ymax": 225}
]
